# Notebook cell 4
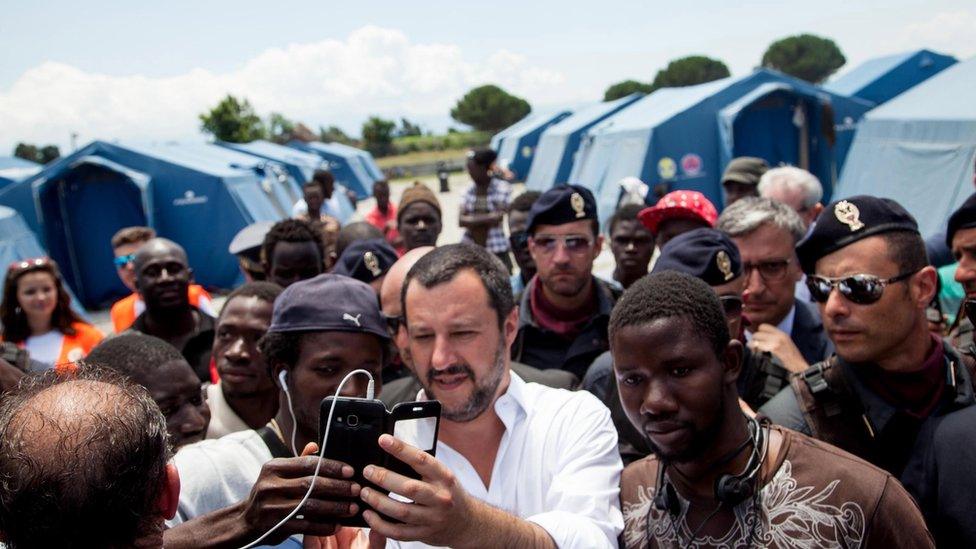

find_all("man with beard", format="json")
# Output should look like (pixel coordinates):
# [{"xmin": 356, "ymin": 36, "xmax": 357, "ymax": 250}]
[
  {"xmin": 206, "ymin": 281, "xmax": 282, "ymax": 439},
  {"xmin": 357, "ymin": 243, "xmax": 621, "ymax": 548},
  {"xmin": 512, "ymin": 185, "xmax": 620, "ymax": 378},
  {"xmin": 164, "ymin": 274, "xmax": 388, "ymax": 548},
  {"xmin": 128, "ymin": 238, "xmax": 216, "ymax": 381},
  {"xmin": 85, "ymin": 333, "xmax": 211, "ymax": 450},
  {"xmin": 397, "ymin": 182, "xmax": 443, "ymax": 251},
  {"xmin": 507, "ymin": 190, "xmax": 540, "ymax": 296},
  {"xmin": 611, "ymin": 271, "xmax": 932, "ymax": 548}
]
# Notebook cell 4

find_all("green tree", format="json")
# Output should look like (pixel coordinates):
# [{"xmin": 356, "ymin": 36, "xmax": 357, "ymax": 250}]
[
  {"xmin": 267, "ymin": 112, "xmax": 295, "ymax": 144},
  {"xmin": 651, "ymin": 56, "xmax": 730, "ymax": 90},
  {"xmin": 603, "ymin": 80, "xmax": 654, "ymax": 101},
  {"xmin": 761, "ymin": 34, "xmax": 846, "ymax": 83},
  {"xmin": 318, "ymin": 125, "xmax": 356, "ymax": 145},
  {"xmin": 13, "ymin": 143, "xmax": 60, "ymax": 164},
  {"xmin": 398, "ymin": 118, "xmax": 423, "ymax": 137},
  {"xmin": 450, "ymin": 84, "xmax": 531, "ymax": 133},
  {"xmin": 198, "ymin": 94, "xmax": 267, "ymax": 143},
  {"xmin": 361, "ymin": 116, "xmax": 397, "ymax": 157}
]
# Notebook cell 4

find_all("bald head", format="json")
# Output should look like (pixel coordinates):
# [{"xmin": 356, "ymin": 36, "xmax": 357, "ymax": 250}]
[
  {"xmin": 381, "ymin": 246, "xmax": 435, "ymax": 317},
  {"xmin": 133, "ymin": 238, "xmax": 188, "ymax": 272},
  {"xmin": 134, "ymin": 238, "xmax": 193, "ymax": 313},
  {"xmin": 0, "ymin": 369, "xmax": 172, "ymax": 547}
]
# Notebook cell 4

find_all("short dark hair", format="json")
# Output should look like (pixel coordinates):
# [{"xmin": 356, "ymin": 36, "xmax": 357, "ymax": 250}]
[
  {"xmin": 883, "ymin": 231, "xmax": 929, "ymax": 273},
  {"xmin": 610, "ymin": 271, "xmax": 729, "ymax": 357},
  {"xmin": 261, "ymin": 219, "xmax": 326, "ymax": 266},
  {"xmin": 302, "ymin": 180, "xmax": 322, "ymax": 192},
  {"xmin": 336, "ymin": 221, "xmax": 384, "ymax": 257},
  {"xmin": 312, "ymin": 169, "xmax": 334, "ymax": 192},
  {"xmin": 510, "ymin": 191, "xmax": 541, "ymax": 214},
  {"xmin": 111, "ymin": 226, "xmax": 156, "ymax": 249},
  {"xmin": 258, "ymin": 331, "xmax": 391, "ymax": 374},
  {"xmin": 0, "ymin": 367, "xmax": 169, "ymax": 548},
  {"xmin": 373, "ymin": 179, "xmax": 390, "ymax": 191},
  {"xmin": 401, "ymin": 244, "xmax": 514, "ymax": 329},
  {"xmin": 84, "ymin": 333, "xmax": 186, "ymax": 386},
  {"xmin": 219, "ymin": 281, "xmax": 283, "ymax": 320},
  {"xmin": 607, "ymin": 203, "xmax": 644, "ymax": 234}
]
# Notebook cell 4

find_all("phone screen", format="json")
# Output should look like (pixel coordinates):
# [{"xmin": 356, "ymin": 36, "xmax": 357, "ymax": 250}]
[{"xmin": 393, "ymin": 415, "xmax": 438, "ymax": 452}]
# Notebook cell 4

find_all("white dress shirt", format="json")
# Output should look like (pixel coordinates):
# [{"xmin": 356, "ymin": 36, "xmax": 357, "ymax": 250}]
[{"xmin": 390, "ymin": 372, "xmax": 624, "ymax": 549}]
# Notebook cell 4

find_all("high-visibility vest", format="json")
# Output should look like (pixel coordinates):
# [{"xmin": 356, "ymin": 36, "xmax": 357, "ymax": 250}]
[
  {"xmin": 2, "ymin": 322, "xmax": 104, "ymax": 375},
  {"xmin": 110, "ymin": 285, "xmax": 214, "ymax": 333}
]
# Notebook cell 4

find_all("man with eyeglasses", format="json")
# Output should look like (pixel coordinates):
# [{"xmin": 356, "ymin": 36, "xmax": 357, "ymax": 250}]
[
  {"xmin": 761, "ymin": 196, "xmax": 976, "ymax": 546},
  {"xmin": 512, "ymin": 185, "xmax": 620, "ymax": 379},
  {"xmin": 718, "ymin": 197, "xmax": 833, "ymax": 376},
  {"xmin": 507, "ymin": 190, "xmax": 540, "ymax": 297},
  {"xmin": 128, "ymin": 238, "xmax": 216, "ymax": 382}
]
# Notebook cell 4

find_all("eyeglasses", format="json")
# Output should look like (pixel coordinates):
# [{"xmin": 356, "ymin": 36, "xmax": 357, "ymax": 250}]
[
  {"xmin": 509, "ymin": 231, "xmax": 530, "ymax": 252},
  {"xmin": 7, "ymin": 257, "xmax": 52, "ymax": 275},
  {"xmin": 113, "ymin": 253, "xmax": 136, "ymax": 267},
  {"xmin": 381, "ymin": 312, "xmax": 404, "ymax": 336},
  {"xmin": 742, "ymin": 258, "xmax": 792, "ymax": 282},
  {"xmin": 806, "ymin": 272, "xmax": 916, "ymax": 305},
  {"xmin": 719, "ymin": 295, "xmax": 743, "ymax": 319},
  {"xmin": 530, "ymin": 234, "xmax": 594, "ymax": 255}
]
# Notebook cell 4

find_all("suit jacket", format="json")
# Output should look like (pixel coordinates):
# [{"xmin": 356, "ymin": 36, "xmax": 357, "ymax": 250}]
[{"xmin": 791, "ymin": 300, "xmax": 834, "ymax": 366}]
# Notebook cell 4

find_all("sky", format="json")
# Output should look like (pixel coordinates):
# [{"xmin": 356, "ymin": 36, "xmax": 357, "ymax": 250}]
[{"xmin": 2, "ymin": 0, "xmax": 974, "ymax": 153}]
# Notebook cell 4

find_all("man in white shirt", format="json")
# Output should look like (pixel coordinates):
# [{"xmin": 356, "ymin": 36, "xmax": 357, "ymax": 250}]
[{"xmin": 360, "ymin": 243, "xmax": 623, "ymax": 548}]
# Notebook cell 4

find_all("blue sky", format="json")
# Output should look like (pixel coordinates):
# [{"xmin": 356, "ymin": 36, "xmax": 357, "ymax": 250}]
[{"xmin": 2, "ymin": 0, "xmax": 974, "ymax": 151}]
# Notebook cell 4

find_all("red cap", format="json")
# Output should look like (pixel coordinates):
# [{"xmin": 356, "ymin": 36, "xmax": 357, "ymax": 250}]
[{"xmin": 638, "ymin": 190, "xmax": 718, "ymax": 234}]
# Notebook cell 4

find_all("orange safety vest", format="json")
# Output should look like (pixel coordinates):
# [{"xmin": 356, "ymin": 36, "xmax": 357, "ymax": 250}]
[
  {"xmin": 110, "ymin": 285, "xmax": 213, "ymax": 333},
  {"xmin": 2, "ymin": 322, "xmax": 104, "ymax": 375}
]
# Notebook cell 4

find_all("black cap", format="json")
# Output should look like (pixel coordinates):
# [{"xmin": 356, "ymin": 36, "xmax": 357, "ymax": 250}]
[
  {"xmin": 797, "ymin": 195, "xmax": 919, "ymax": 274},
  {"xmin": 268, "ymin": 273, "xmax": 389, "ymax": 340},
  {"xmin": 333, "ymin": 238, "xmax": 398, "ymax": 283},
  {"xmin": 947, "ymin": 193, "xmax": 976, "ymax": 248},
  {"xmin": 652, "ymin": 228, "xmax": 741, "ymax": 286},
  {"xmin": 526, "ymin": 184, "xmax": 597, "ymax": 234}
]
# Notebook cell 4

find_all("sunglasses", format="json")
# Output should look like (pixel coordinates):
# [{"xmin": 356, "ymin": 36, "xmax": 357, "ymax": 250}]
[
  {"xmin": 113, "ymin": 253, "xmax": 136, "ymax": 267},
  {"xmin": 806, "ymin": 271, "xmax": 916, "ymax": 305},
  {"xmin": 719, "ymin": 295, "xmax": 743, "ymax": 318},
  {"xmin": 381, "ymin": 312, "xmax": 404, "ymax": 336},
  {"xmin": 7, "ymin": 257, "xmax": 52, "ymax": 274},
  {"xmin": 530, "ymin": 234, "xmax": 594, "ymax": 255}
]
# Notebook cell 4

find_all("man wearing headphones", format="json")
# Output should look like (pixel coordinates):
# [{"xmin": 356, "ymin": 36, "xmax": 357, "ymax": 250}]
[
  {"xmin": 164, "ymin": 274, "xmax": 389, "ymax": 548},
  {"xmin": 611, "ymin": 272, "xmax": 932, "ymax": 548}
]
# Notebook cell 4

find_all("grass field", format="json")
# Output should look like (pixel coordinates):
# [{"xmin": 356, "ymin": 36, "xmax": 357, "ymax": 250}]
[{"xmin": 375, "ymin": 148, "xmax": 468, "ymax": 169}]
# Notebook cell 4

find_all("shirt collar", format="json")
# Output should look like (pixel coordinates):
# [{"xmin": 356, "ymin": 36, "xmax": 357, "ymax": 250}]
[{"xmin": 415, "ymin": 370, "xmax": 529, "ymax": 431}]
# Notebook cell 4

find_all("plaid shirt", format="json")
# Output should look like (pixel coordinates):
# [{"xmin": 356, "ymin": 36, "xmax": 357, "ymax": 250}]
[{"xmin": 461, "ymin": 178, "xmax": 511, "ymax": 253}]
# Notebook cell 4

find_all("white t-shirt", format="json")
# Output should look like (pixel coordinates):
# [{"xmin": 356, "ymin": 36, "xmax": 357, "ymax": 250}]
[
  {"xmin": 24, "ymin": 330, "xmax": 62, "ymax": 367},
  {"xmin": 204, "ymin": 382, "xmax": 250, "ymax": 440},
  {"xmin": 168, "ymin": 429, "xmax": 301, "ymax": 548},
  {"xmin": 390, "ymin": 373, "xmax": 624, "ymax": 549}
]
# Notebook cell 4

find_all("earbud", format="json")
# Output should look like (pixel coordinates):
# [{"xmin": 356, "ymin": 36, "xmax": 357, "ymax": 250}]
[{"xmin": 278, "ymin": 370, "xmax": 288, "ymax": 389}]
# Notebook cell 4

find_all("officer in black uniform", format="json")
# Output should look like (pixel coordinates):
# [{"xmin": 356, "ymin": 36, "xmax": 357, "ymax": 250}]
[
  {"xmin": 760, "ymin": 195, "xmax": 976, "ymax": 546},
  {"xmin": 511, "ymin": 185, "xmax": 620, "ymax": 379}
]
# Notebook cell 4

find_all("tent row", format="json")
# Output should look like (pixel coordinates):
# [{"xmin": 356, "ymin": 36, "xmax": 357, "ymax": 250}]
[
  {"xmin": 0, "ymin": 140, "xmax": 384, "ymax": 310},
  {"xmin": 494, "ymin": 49, "xmax": 958, "ymax": 226}
]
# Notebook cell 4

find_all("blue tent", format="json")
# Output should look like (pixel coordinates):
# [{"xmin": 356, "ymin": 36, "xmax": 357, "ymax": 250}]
[
  {"xmin": 825, "ymin": 49, "xmax": 957, "ymax": 106},
  {"xmin": 493, "ymin": 110, "xmax": 574, "ymax": 181},
  {"xmin": 525, "ymin": 94, "xmax": 644, "ymax": 191},
  {"xmin": 0, "ymin": 157, "xmax": 41, "ymax": 190},
  {"xmin": 835, "ymin": 57, "xmax": 976, "ymax": 238},
  {"xmin": 218, "ymin": 140, "xmax": 355, "ymax": 222},
  {"xmin": 0, "ymin": 141, "xmax": 291, "ymax": 309},
  {"xmin": 569, "ymin": 69, "xmax": 874, "ymax": 223},
  {"xmin": 288, "ymin": 141, "xmax": 379, "ymax": 199},
  {"xmin": 323, "ymin": 141, "xmax": 385, "ymax": 181}
]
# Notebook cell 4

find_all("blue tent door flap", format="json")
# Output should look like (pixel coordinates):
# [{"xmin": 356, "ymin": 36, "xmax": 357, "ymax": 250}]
[{"xmin": 41, "ymin": 165, "xmax": 147, "ymax": 309}]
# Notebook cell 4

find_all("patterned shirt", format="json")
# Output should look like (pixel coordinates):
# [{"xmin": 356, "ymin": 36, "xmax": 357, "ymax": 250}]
[
  {"xmin": 619, "ymin": 426, "xmax": 933, "ymax": 548},
  {"xmin": 461, "ymin": 178, "xmax": 511, "ymax": 253}
]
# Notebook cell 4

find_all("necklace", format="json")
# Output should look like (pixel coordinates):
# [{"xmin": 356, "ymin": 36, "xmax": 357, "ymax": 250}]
[{"xmin": 268, "ymin": 419, "xmax": 290, "ymax": 451}]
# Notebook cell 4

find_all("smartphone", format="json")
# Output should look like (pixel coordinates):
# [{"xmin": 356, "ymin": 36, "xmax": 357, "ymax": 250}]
[{"xmin": 319, "ymin": 397, "xmax": 440, "ymax": 527}]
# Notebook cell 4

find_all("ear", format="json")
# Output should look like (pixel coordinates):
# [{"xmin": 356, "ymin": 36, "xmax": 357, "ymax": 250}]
[
  {"xmin": 157, "ymin": 462, "xmax": 181, "ymax": 520},
  {"xmin": 503, "ymin": 306, "xmax": 519, "ymax": 350},
  {"xmin": 271, "ymin": 362, "xmax": 289, "ymax": 390},
  {"xmin": 913, "ymin": 265, "xmax": 938, "ymax": 308},
  {"xmin": 721, "ymin": 339, "xmax": 744, "ymax": 386}
]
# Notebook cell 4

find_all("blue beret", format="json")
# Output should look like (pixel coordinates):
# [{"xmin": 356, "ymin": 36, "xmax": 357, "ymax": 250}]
[
  {"xmin": 333, "ymin": 238, "xmax": 398, "ymax": 283},
  {"xmin": 652, "ymin": 228, "xmax": 741, "ymax": 286},
  {"xmin": 269, "ymin": 273, "xmax": 389, "ymax": 340},
  {"xmin": 526, "ymin": 185, "xmax": 597, "ymax": 234},
  {"xmin": 797, "ymin": 195, "xmax": 919, "ymax": 274},
  {"xmin": 947, "ymin": 193, "xmax": 976, "ymax": 248}
]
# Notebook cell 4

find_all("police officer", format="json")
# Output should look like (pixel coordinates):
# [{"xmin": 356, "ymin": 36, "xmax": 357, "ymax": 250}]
[
  {"xmin": 761, "ymin": 195, "xmax": 976, "ymax": 546},
  {"xmin": 512, "ymin": 185, "xmax": 620, "ymax": 378}
]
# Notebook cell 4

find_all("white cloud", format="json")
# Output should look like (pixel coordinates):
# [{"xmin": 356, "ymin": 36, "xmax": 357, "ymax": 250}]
[
  {"xmin": 0, "ymin": 25, "xmax": 573, "ymax": 151},
  {"xmin": 896, "ymin": 9, "xmax": 976, "ymax": 59}
]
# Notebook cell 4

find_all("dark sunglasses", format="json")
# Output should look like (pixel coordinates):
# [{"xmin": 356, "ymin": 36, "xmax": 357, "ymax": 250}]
[
  {"xmin": 113, "ymin": 253, "xmax": 136, "ymax": 267},
  {"xmin": 719, "ymin": 295, "xmax": 743, "ymax": 318},
  {"xmin": 381, "ymin": 312, "xmax": 404, "ymax": 336},
  {"xmin": 806, "ymin": 271, "xmax": 916, "ymax": 305}
]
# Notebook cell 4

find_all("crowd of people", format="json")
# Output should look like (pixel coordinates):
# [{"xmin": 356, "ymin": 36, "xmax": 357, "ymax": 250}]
[{"xmin": 0, "ymin": 149, "xmax": 975, "ymax": 548}]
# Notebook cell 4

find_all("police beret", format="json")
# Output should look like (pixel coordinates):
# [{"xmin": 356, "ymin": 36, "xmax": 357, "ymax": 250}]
[
  {"xmin": 269, "ymin": 273, "xmax": 389, "ymax": 340},
  {"xmin": 946, "ymin": 193, "xmax": 976, "ymax": 248},
  {"xmin": 721, "ymin": 157, "xmax": 769, "ymax": 186},
  {"xmin": 796, "ymin": 195, "xmax": 919, "ymax": 274},
  {"xmin": 526, "ymin": 185, "xmax": 597, "ymax": 234},
  {"xmin": 638, "ymin": 190, "xmax": 718, "ymax": 234},
  {"xmin": 333, "ymin": 238, "xmax": 398, "ymax": 283},
  {"xmin": 652, "ymin": 228, "xmax": 741, "ymax": 286}
]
